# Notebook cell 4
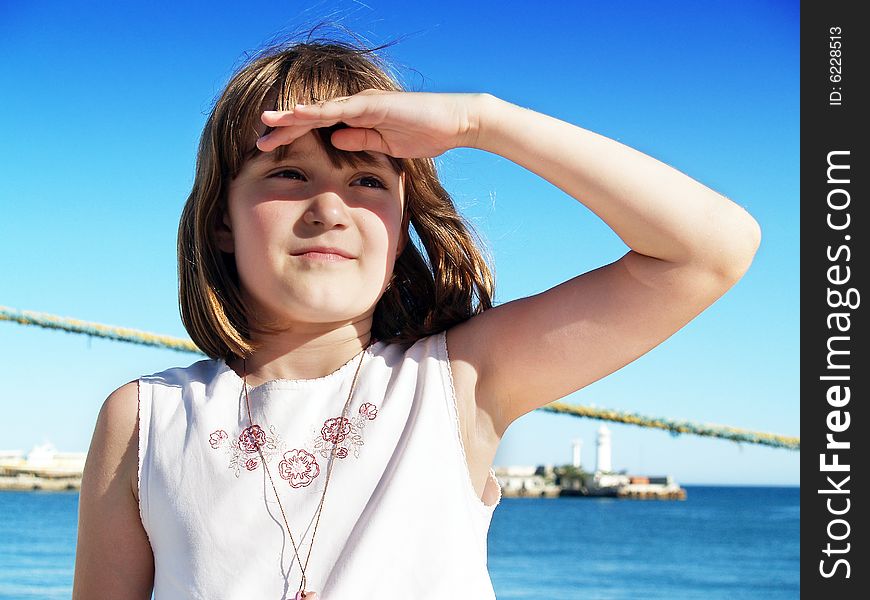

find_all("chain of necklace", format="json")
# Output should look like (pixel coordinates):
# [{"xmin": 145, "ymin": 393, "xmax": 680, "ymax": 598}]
[{"xmin": 242, "ymin": 339, "xmax": 372, "ymax": 599}]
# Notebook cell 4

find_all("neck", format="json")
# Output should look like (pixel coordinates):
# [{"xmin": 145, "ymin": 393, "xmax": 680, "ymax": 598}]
[{"xmin": 229, "ymin": 320, "xmax": 375, "ymax": 387}]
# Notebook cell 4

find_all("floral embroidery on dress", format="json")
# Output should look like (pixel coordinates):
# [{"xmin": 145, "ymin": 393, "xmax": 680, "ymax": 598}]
[
  {"xmin": 209, "ymin": 423, "xmax": 285, "ymax": 478},
  {"xmin": 311, "ymin": 402, "xmax": 380, "ymax": 460},
  {"xmin": 208, "ymin": 401, "xmax": 380, "ymax": 480},
  {"xmin": 278, "ymin": 449, "xmax": 321, "ymax": 488},
  {"xmin": 209, "ymin": 429, "xmax": 228, "ymax": 449},
  {"xmin": 359, "ymin": 402, "xmax": 378, "ymax": 420},
  {"xmin": 239, "ymin": 425, "xmax": 267, "ymax": 453},
  {"xmin": 321, "ymin": 417, "xmax": 352, "ymax": 444}
]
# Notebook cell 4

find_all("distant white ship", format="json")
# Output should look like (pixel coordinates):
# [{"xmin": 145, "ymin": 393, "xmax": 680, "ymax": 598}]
[{"xmin": 0, "ymin": 442, "xmax": 86, "ymax": 491}]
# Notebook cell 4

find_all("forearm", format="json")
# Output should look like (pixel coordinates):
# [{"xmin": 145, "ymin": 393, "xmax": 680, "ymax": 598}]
[{"xmin": 466, "ymin": 94, "xmax": 761, "ymax": 278}]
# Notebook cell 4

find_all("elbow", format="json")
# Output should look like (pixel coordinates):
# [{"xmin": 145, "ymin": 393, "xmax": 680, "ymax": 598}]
[{"xmin": 714, "ymin": 208, "xmax": 762, "ymax": 283}]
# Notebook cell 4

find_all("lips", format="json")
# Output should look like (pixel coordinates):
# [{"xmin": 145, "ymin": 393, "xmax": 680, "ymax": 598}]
[{"xmin": 291, "ymin": 246, "xmax": 355, "ymax": 259}]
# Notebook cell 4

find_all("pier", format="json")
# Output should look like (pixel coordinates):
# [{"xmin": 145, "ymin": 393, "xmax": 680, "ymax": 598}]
[
  {"xmin": 493, "ymin": 426, "xmax": 687, "ymax": 500},
  {"xmin": 0, "ymin": 443, "xmax": 86, "ymax": 491}
]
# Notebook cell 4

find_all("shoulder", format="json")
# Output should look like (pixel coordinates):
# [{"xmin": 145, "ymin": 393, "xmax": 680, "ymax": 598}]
[
  {"xmin": 100, "ymin": 381, "xmax": 140, "ymax": 435},
  {"xmin": 102, "ymin": 380, "xmax": 140, "ymax": 413},
  {"xmin": 371, "ymin": 334, "xmax": 432, "ymax": 369},
  {"xmin": 91, "ymin": 381, "xmax": 141, "ymax": 500},
  {"xmin": 75, "ymin": 380, "xmax": 155, "ymax": 598},
  {"xmin": 140, "ymin": 357, "xmax": 219, "ymax": 386},
  {"xmin": 97, "ymin": 381, "xmax": 140, "ymax": 444}
]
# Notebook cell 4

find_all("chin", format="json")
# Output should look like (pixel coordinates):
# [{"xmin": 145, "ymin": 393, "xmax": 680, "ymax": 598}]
[{"xmin": 277, "ymin": 301, "xmax": 377, "ymax": 325}]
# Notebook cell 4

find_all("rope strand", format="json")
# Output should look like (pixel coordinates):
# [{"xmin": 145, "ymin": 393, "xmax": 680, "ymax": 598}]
[{"xmin": 0, "ymin": 304, "xmax": 799, "ymax": 451}]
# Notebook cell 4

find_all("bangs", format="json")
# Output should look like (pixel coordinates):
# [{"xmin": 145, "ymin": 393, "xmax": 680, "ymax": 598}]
[
  {"xmin": 246, "ymin": 124, "xmax": 404, "ymax": 175},
  {"xmin": 217, "ymin": 42, "xmax": 404, "ymax": 179}
]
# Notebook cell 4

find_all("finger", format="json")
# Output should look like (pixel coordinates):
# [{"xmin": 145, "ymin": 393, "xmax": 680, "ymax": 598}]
[
  {"xmin": 256, "ymin": 124, "xmax": 318, "ymax": 152},
  {"xmin": 293, "ymin": 96, "xmax": 365, "ymax": 123},
  {"xmin": 260, "ymin": 102, "xmax": 350, "ymax": 125},
  {"xmin": 330, "ymin": 128, "xmax": 389, "ymax": 154},
  {"xmin": 256, "ymin": 119, "xmax": 334, "ymax": 151},
  {"xmin": 261, "ymin": 110, "xmax": 298, "ymax": 125},
  {"xmin": 260, "ymin": 106, "xmax": 339, "ymax": 124}
]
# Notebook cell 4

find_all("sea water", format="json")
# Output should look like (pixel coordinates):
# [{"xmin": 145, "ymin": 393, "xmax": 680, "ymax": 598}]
[
  {"xmin": 488, "ymin": 486, "xmax": 799, "ymax": 599},
  {"xmin": 0, "ymin": 486, "xmax": 798, "ymax": 599}
]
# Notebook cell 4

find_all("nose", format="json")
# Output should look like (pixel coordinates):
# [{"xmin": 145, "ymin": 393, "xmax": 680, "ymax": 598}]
[{"xmin": 302, "ymin": 191, "xmax": 350, "ymax": 230}]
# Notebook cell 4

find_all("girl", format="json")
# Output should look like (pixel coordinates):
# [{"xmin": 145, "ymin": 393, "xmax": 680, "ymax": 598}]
[{"xmin": 73, "ymin": 37, "xmax": 760, "ymax": 599}]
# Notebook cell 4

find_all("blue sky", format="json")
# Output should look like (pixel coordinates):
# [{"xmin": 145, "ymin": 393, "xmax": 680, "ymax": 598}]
[{"xmin": 0, "ymin": 0, "xmax": 799, "ymax": 484}]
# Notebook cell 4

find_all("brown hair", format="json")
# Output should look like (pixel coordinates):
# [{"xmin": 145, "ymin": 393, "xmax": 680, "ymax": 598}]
[{"xmin": 178, "ymin": 34, "xmax": 495, "ymax": 361}]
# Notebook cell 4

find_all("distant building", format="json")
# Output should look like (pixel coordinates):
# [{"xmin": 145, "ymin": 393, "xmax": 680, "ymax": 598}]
[
  {"xmin": 0, "ymin": 442, "xmax": 86, "ymax": 491},
  {"xmin": 585, "ymin": 471, "xmax": 631, "ymax": 496},
  {"xmin": 572, "ymin": 438, "xmax": 582, "ymax": 469},
  {"xmin": 617, "ymin": 475, "xmax": 685, "ymax": 499},
  {"xmin": 595, "ymin": 425, "xmax": 612, "ymax": 473},
  {"xmin": 494, "ymin": 429, "xmax": 686, "ymax": 500},
  {"xmin": 493, "ymin": 465, "xmax": 560, "ymax": 497}
]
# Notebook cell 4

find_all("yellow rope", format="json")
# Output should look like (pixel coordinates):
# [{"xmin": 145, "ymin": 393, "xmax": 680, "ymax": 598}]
[
  {"xmin": 541, "ymin": 402, "xmax": 800, "ymax": 450},
  {"xmin": 0, "ymin": 305, "xmax": 200, "ymax": 353},
  {"xmin": 1, "ymin": 305, "xmax": 799, "ymax": 450}
]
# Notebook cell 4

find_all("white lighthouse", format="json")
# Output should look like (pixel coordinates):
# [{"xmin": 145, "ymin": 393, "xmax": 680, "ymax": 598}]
[
  {"xmin": 596, "ymin": 425, "xmax": 612, "ymax": 473},
  {"xmin": 571, "ymin": 438, "xmax": 583, "ymax": 469}
]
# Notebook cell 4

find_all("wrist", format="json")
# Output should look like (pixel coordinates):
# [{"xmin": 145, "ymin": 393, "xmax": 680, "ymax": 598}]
[
  {"xmin": 461, "ymin": 93, "xmax": 521, "ymax": 153},
  {"xmin": 461, "ymin": 92, "xmax": 499, "ymax": 150}
]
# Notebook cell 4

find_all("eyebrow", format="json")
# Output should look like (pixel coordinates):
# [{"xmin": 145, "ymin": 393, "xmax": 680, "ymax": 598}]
[{"xmin": 253, "ymin": 145, "xmax": 396, "ymax": 172}]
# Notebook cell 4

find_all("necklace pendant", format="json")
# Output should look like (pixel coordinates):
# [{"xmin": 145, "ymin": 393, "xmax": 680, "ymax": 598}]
[{"xmin": 293, "ymin": 592, "xmax": 318, "ymax": 600}]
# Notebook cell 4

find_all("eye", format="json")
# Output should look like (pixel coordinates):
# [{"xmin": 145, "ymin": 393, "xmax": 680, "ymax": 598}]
[
  {"xmin": 272, "ymin": 169, "xmax": 306, "ymax": 180},
  {"xmin": 354, "ymin": 175, "xmax": 388, "ymax": 189}
]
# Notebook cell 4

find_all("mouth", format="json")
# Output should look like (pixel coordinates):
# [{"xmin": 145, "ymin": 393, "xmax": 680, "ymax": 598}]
[{"xmin": 291, "ymin": 246, "xmax": 355, "ymax": 261}]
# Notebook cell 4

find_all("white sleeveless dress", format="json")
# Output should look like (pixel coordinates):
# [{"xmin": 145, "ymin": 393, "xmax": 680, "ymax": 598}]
[{"xmin": 137, "ymin": 330, "xmax": 502, "ymax": 599}]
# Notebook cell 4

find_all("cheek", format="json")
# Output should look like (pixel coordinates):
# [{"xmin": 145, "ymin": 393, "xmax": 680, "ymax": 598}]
[
  {"xmin": 359, "ymin": 207, "xmax": 401, "ymax": 256},
  {"xmin": 231, "ymin": 205, "xmax": 289, "ymax": 279},
  {"xmin": 241, "ymin": 203, "xmax": 287, "ymax": 246}
]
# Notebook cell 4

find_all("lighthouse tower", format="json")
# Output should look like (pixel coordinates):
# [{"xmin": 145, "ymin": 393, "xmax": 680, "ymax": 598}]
[
  {"xmin": 571, "ymin": 438, "xmax": 583, "ymax": 469},
  {"xmin": 596, "ymin": 425, "xmax": 612, "ymax": 473}
]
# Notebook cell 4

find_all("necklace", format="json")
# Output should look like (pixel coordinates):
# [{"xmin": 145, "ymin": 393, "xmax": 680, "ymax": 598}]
[{"xmin": 242, "ymin": 339, "xmax": 373, "ymax": 600}]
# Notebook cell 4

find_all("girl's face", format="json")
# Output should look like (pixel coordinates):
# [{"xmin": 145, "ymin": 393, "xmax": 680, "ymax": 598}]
[{"xmin": 216, "ymin": 131, "xmax": 406, "ymax": 330}]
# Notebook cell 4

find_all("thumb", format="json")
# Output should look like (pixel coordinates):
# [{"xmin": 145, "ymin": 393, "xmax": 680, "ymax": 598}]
[{"xmin": 330, "ymin": 128, "xmax": 389, "ymax": 154}]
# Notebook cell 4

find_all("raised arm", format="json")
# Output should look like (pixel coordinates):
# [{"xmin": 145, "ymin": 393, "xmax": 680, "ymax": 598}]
[
  {"xmin": 255, "ymin": 90, "xmax": 762, "ymax": 437},
  {"xmin": 448, "ymin": 93, "xmax": 761, "ymax": 434},
  {"xmin": 73, "ymin": 381, "xmax": 154, "ymax": 599}
]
